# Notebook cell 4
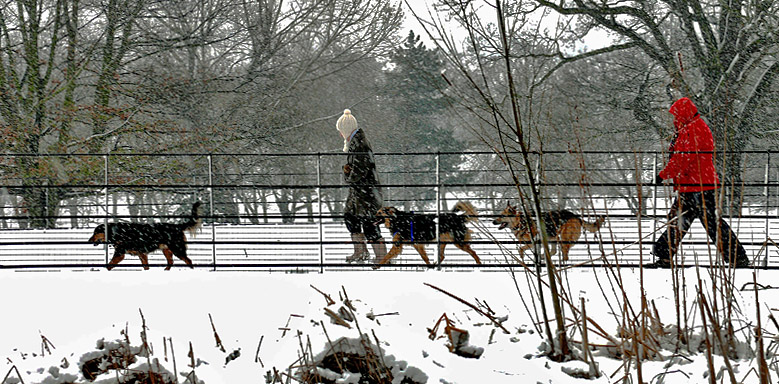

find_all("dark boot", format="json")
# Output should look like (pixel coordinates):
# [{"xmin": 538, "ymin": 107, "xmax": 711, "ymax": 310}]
[
  {"xmin": 732, "ymin": 256, "xmax": 752, "ymax": 268},
  {"xmin": 646, "ymin": 258, "xmax": 672, "ymax": 269}
]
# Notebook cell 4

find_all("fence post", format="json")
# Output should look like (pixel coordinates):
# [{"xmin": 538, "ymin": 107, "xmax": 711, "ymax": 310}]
[
  {"xmin": 208, "ymin": 154, "xmax": 216, "ymax": 271},
  {"xmin": 651, "ymin": 152, "xmax": 658, "ymax": 254},
  {"xmin": 317, "ymin": 153, "xmax": 324, "ymax": 274},
  {"xmin": 765, "ymin": 151, "xmax": 770, "ymax": 268},
  {"xmin": 104, "ymin": 154, "xmax": 109, "ymax": 266},
  {"xmin": 435, "ymin": 152, "xmax": 441, "ymax": 267}
]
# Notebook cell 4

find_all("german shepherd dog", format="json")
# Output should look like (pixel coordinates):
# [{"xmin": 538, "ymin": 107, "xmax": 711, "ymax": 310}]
[
  {"xmin": 373, "ymin": 201, "xmax": 481, "ymax": 268},
  {"xmin": 88, "ymin": 202, "xmax": 202, "ymax": 270},
  {"xmin": 492, "ymin": 202, "xmax": 604, "ymax": 261}
]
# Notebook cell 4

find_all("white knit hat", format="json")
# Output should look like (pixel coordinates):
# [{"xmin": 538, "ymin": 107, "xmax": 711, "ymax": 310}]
[{"xmin": 336, "ymin": 109, "xmax": 358, "ymax": 152}]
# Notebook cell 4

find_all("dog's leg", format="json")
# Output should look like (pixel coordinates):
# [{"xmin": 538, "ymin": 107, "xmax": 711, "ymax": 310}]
[
  {"xmin": 374, "ymin": 244, "xmax": 403, "ymax": 268},
  {"xmin": 176, "ymin": 251, "xmax": 194, "ymax": 269},
  {"xmin": 561, "ymin": 238, "xmax": 577, "ymax": 261},
  {"xmin": 162, "ymin": 248, "xmax": 174, "ymax": 270},
  {"xmin": 456, "ymin": 244, "xmax": 482, "ymax": 264},
  {"xmin": 560, "ymin": 222, "xmax": 582, "ymax": 261},
  {"xmin": 170, "ymin": 243, "xmax": 194, "ymax": 269},
  {"xmin": 437, "ymin": 233, "xmax": 452, "ymax": 264},
  {"xmin": 107, "ymin": 250, "xmax": 126, "ymax": 270},
  {"xmin": 413, "ymin": 244, "xmax": 432, "ymax": 265},
  {"xmin": 437, "ymin": 243, "xmax": 446, "ymax": 264},
  {"xmin": 138, "ymin": 253, "xmax": 150, "ymax": 270}
]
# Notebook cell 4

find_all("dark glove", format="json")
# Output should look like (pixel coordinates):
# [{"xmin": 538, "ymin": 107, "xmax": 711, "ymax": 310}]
[
  {"xmin": 654, "ymin": 174, "xmax": 664, "ymax": 185},
  {"xmin": 343, "ymin": 164, "xmax": 352, "ymax": 175}
]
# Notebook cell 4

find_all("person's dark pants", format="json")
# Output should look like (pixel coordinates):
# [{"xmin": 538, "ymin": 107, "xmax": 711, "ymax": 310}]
[
  {"xmin": 344, "ymin": 212, "xmax": 382, "ymax": 242},
  {"xmin": 653, "ymin": 189, "xmax": 747, "ymax": 264}
]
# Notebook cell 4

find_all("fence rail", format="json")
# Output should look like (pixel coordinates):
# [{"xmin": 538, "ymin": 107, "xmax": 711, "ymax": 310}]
[{"xmin": 2, "ymin": 150, "xmax": 778, "ymax": 271}]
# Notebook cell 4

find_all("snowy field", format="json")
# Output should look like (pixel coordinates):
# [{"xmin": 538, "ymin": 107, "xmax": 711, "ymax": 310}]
[{"xmin": 1, "ymin": 266, "xmax": 778, "ymax": 383}]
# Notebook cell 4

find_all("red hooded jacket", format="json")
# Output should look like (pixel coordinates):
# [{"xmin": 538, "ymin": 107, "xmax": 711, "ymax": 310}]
[{"xmin": 658, "ymin": 97, "xmax": 719, "ymax": 192}]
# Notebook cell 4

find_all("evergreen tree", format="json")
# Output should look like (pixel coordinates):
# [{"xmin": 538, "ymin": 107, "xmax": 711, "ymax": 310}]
[{"xmin": 381, "ymin": 31, "xmax": 465, "ymax": 211}]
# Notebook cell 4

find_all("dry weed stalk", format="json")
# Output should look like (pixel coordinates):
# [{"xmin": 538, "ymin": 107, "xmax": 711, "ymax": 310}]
[
  {"xmin": 38, "ymin": 332, "xmax": 54, "ymax": 357},
  {"xmin": 424, "ymin": 283, "xmax": 509, "ymax": 334},
  {"xmin": 255, "ymin": 335, "xmax": 265, "ymax": 367},
  {"xmin": 185, "ymin": 341, "xmax": 198, "ymax": 384},
  {"xmin": 697, "ymin": 286, "xmax": 718, "ymax": 384},
  {"xmin": 1, "ymin": 366, "xmax": 25, "ymax": 384},
  {"xmin": 208, "ymin": 313, "xmax": 226, "ymax": 352},
  {"xmin": 278, "ymin": 286, "xmax": 406, "ymax": 384},
  {"xmin": 754, "ymin": 272, "xmax": 771, "ymax": 384},
  {"xmin": 168, "ymin": 337, "xmax": 178, "ymax": 384}
]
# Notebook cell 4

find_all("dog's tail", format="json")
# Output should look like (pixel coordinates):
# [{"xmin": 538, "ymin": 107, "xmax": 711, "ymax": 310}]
[
  {"xmin": 452, "ymin": 201, "xmax": 478, "ymax": 222},
  {"xmin": 581, "ymin": 215, "xmax": 605, "ymax": 232},
  {"xmin": 180, "ymin": 201, "xmax": 203, "ymax": 236}
]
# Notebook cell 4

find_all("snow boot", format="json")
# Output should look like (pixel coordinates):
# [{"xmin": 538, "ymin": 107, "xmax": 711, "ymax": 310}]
[
  {"xmin": 732, "ymin": 256, "xmax": 752, "ymax": 269},
  {"xmin": 346, "ymin": 233, "xmax": 370, "ymax": 263},
  {"xmin": 370, "ymin": 239, "xmax": 388, "ymax": 265}
]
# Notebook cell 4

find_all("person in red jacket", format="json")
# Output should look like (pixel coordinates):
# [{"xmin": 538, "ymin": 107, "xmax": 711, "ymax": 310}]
[{"xmin": 652, "ymin": 97, "xmax": 750, "ymax": 268}]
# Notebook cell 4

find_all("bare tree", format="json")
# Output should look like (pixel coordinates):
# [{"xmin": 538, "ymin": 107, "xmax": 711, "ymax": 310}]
[{"xmin": 531, "ymin": 0, "xmax": 779, "ymax": 184}]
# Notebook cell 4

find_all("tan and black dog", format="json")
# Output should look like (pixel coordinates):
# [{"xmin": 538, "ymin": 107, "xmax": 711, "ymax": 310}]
[
  {"xmin": 493, "ymin": 202, "xmax": 604, "ymax": 261},
  {"xmin": 374, "ymin": 201, "xmax": 482, "ymax": 268},
  {"xmin": 88, "ymin": 202, "xmax": 202, "ymax": 270}
]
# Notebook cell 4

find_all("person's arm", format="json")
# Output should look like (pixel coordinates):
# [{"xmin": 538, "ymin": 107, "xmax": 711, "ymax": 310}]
[{"xmin": 658, "ymin": 130, "xmax": 693, "ymax": 180}]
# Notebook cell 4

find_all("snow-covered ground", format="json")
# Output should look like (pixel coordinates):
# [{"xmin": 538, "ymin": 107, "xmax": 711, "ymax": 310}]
[{"xmin": 1, "ymin": 266, "xmax": 776, "ymax": 383}]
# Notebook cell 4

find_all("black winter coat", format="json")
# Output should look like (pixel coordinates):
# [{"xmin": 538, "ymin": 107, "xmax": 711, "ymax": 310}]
[{"xmin": 343, "ymin": 129, "xmax": 383, "ymax": 217}]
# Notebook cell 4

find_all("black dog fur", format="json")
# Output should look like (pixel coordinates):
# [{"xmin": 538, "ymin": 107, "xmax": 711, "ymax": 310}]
[{"xmin": 88, "ymin": 202, "xmax": 202, "ymax": 270}]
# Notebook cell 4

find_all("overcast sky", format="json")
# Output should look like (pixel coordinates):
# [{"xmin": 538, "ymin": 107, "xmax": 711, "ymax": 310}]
[{"xmin": 401, "ymin": 1, "xmax": 613, "ymax": 53}]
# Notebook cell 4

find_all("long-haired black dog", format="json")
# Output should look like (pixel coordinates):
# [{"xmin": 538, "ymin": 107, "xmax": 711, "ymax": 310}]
[{"xmin": 88, "ymin": 202, "xmax": 202, "ymax": 270}]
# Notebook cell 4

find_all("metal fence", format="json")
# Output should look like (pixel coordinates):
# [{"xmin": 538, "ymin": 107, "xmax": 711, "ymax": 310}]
[{"xmin": 1, "ymin": 150, "xmax": 778, "ymax": 271}]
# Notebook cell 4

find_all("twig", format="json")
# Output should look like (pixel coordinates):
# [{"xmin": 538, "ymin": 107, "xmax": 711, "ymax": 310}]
[
  {"xmin": 580, "ymin": 298, "xmax": 600, "ymax": 378},
  {"xmin": 39, "ymin": 331, "xmax": 55, "ymax": 356},
  {"xmin": 324, "ymin": 307, "xmax": 352, "ymax": 328},
  {"xmin": 741, "ymin": 282, "xmax": 777, "ymax": 291},
  {"xmin": 310, "ymin": 284, "xmax": 335, "ymax": 306},
  {"xmin": 320, "ymin": 321, "xmax": 344, "ymax": 374},
  {"xmin": 254, "ymin": 335, "xmax": 264, "ymax": 367},
  {"xmin": 697, "ymin": 289, "xmax": 720, "ymax": 384},
  {"xmin": 755, "ymin": 272, "xmax": 772, "ymax": 384},
  {"xmin": 169, "ymin": 337, "xmax": 178, "ymax": 384},
  {"xmin": 699, "ymin": 292, "xmax": 738, "ymax": 384},
  {"xmin": 366, "ymin": 312, "xmax": 399, "ymax": 320},
  {"xmin": 280, "ymin": 314, "xmax": 304, "ymax": 338},
  {"xmin": 424, "ymin": 283, "xmax": 510, "ymax": 334},
  {"xmin": 768, "ymin": 313, "xmax": 779, "ymax": 334},
  {"xmin": 187, "ymin": 341, "xmax": 198, "ymax": 384},
  {"xmin": 208, "ymin": 313, "xmax": 226, "ymax": 352},
  {"xmin": 2, "ymin": 366, "xmax": 25, "ymax": 384}
]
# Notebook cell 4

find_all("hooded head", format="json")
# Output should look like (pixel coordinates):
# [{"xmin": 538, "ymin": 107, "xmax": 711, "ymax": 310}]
[
  {"xmin": 336, "ymin": 109, "xmax": 358, "ymax": 152},
  {"xmin": 669, "ymin": 97, "xmax": 699, "ymax": 131}
]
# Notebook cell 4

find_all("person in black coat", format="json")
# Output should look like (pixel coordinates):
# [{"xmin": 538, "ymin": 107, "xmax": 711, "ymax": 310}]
[{"xmin": 337, "ymin": 109, "xmax": 387, "ymax": 263}]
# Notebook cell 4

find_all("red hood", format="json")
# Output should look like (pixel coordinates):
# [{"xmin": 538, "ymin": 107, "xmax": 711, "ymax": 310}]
[{"xmin": 669, "ymin": 97, "xmax": 699, "ymax": 131}]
